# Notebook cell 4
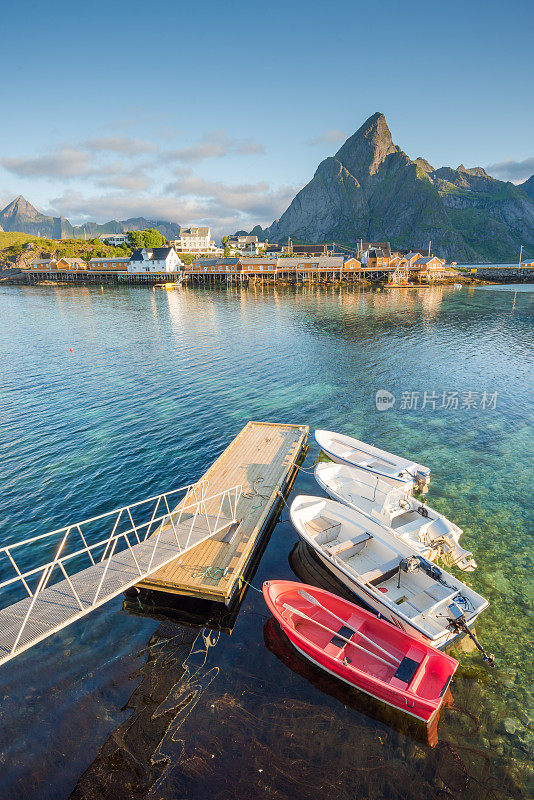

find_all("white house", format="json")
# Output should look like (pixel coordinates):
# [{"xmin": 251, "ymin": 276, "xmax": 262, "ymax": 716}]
[
  {"xmin": 172, "ymin": 226, "xmax": 220, "ymax": 254},
  {"xmin": 226, "ymin": 234, "xmax": 267, "ymax": 255},
  {"xmin": 99, "ymin": 233, "xmax": 130, "ymax": 247},
  {"xmin": 127, "ymin": 247, "xmax": 183, "ymax": 273}
]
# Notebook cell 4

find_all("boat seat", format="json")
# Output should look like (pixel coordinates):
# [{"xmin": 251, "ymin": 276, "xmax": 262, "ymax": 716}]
[
  {"xmin": 368, "ymin": 459, "xmax": 396, "ymax": 475},
  {"xmin": 305, "ymin": 516, "xmax": 341, "ymax": 544},
  {"xmin": 394, "ymin": 516, "xmax": 432, "ymax": 536},
  {"xmin": 331, "ymin": 440, "xmax": 370, "ymax": 464},
  {"xmin": 360, "ymin": 557, "xmax": 401, "ymax": 584},
  {"xmin": 400, "ymin": 584, "xmax": 457, "ymax": 618},
  {"xmin": 325, "ymin": 531, "xmax": 372, "ymax": 559},
  {"xmin": 389, "ymin": 645, "xmax": 426, "ymax": 689}
]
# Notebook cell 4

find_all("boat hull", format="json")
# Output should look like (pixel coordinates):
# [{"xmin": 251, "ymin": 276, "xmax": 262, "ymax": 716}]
[
  {"xmin": 263, "ymin": 580, "xmax": 458, "ymax": 724},
  {"xmin": 310, "ymin": 545, "xmax": 479, "ymax": 650},
  {"xmin": 314, "ymin": 430, "xmax": 430, "ymax": 491},
  {"xmin": 314, "ymin": 463, "xmax": 476, "ymax": 572}
]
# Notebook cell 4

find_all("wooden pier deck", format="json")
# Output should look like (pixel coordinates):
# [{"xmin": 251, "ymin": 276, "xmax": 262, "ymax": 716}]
[{"xmin": 137, "ymin": 421, "xmax": 308, "ymax": 604}]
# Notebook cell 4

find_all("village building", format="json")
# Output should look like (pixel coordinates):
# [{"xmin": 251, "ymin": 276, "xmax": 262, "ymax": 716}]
[
  {"xmin": 226, "ymin": 234, "xmax": 267, "ymax": 255},
  {"xmin": 264, "ymin": 243, "xmax": 284, "ymax": 256},
  {"xmin": 172, "ymin": 226, "xmax": 221, "ymax": 254},
  {"xmin": 282, "ymin": 243, "xmax": 328, "ymax": 256},
  {"xmin": 187, "ymin": 257, "xmax": 242, "ymax": 275},
  {"xmin": 343, "ymin": 257, "xmax": 363, "ymax": 272},
  {"xmin": 127, "ymin": 247, "xmax": 183, "ymax": 273},
  {"xmin": 240, "ymin": 257, "xmax": 278, "ymax": 274},
  {"xmin": 357, "ymin": 241, "xmax": 392, "ymax": 259},
  {"xmin": 403, "ymin": 252, "xmax": 423, "ymax": 268},
  {"xmin": 411, "ymin": 255, "xmax": 447, "ymax": 279},
  {"xmin": 30, "ymin": 257, "xmax": 87, "ymax": 271},
  {"xmin": 88, "ymin": 257, "xmax": 130, "ymax": 271},
  {"xmin": 99, "ymin": 233, "xmax": 130, "ymax": 247},
  {"xmin": 361, "ymin": 247, "xmax": 390, "ymax": 269}
]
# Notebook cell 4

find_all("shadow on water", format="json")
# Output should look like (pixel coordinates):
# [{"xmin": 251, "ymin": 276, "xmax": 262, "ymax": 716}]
[
  {"xmin": 263, "ymin": 615, "xmax": 443, "ymax": 748},
  {"xmin": 68, "ymin": 620, "xmax": 220, "ymax": 800},
  {"xmin": 67, "ymin": 605, "xmax": 529, "ymax": 800}
]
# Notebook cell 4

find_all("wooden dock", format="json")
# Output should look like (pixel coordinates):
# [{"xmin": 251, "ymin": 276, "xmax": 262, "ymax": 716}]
[{"xmin": 137, "ymin": 421, "xmax": 309, "ymax": 604}]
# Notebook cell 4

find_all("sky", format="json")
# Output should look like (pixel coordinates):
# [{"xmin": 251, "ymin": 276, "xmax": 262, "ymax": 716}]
[{"xmin": 1, "ymin": 0, "xmax": 533, "ymax": 236}]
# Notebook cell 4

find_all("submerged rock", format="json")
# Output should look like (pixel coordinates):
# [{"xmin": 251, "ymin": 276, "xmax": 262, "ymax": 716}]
[{"xmin": 501, "ymin": 717, "xmax": 521, "ymax": 736}]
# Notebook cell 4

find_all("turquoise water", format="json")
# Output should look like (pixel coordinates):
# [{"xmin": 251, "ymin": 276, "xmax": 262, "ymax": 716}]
[{"xmin": 0, "ymin": 283, "xmax": 532, "ymax": 799}]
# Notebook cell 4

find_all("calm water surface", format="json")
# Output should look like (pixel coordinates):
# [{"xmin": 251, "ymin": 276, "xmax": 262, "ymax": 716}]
[{"xmin": 0, "ymin": 283, "xmax": 532, "ymax": 799}]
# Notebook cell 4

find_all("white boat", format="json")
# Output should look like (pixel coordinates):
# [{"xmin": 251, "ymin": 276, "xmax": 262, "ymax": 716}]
[
  {"xmin": 315, "ymin": 462, "xmax": 476, "ymax": 572},
  {"xmin": 289, "ymin": 495, "xmax": 488, "ymax": 650},
  {"xmin": 315, "ymin": 430, "xmax": 431, "ymax": 493}
]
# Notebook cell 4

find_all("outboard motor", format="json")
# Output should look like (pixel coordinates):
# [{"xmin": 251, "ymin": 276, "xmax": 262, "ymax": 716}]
[
  {"xmin": 415, "ymin": 469, "xmax": 430, "ymax": 494},
  {"xmin": 446, "ymin": 602, "xmax": 495, "ymax": 666}
]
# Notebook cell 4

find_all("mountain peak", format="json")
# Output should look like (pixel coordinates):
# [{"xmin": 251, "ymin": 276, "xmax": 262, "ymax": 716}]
[
  {"xmin": 1, "ymin": 194, "xmax": 40, "ymax": 220},
  {"xmin": 415, "ymin": 157, "xmax": 434, "ymax": 173},
  {"xmin": 335, "ymin": 112, "xmax": 397, "ymax": 179}
]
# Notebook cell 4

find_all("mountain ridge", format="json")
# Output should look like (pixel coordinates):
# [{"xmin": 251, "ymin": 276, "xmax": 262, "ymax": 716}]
[
  {"xmin": 2, "ymin": 115, "xmax": 534, "ymax": 262},
  {"xmin": 0, "ymin": 197, "xmax": 182, "ymax": 241},
  {"xmin": 261, "ymin": 113, "xmax": 534, "ymax": 261}
]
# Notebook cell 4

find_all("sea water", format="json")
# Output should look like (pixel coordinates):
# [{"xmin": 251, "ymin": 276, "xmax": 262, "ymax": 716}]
[{"xmin": 0, "ymin": 283, "xmax": 532, "ymax": 799}]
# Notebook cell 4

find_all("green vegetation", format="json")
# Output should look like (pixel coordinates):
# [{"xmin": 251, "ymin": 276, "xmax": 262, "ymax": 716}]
[
  {"xmin": 0, "ymin": 232, "xmax": 36, "ymax": 249},
  {"xmin": 222, "ymin": 235, "xmax": 232, "ymax": 257},
  {"xmin": 126, "ymin": 228, "xmax": 167, "ymax": 249},
  {"xmin": 0, "ymin": 233, "xmax": 129, "ymax": 269},
  {"xmin": 178, "ymin": 253, "xmax": 195, "ymax": 265}
]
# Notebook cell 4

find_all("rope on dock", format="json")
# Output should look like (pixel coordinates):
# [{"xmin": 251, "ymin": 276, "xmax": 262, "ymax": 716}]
[{"xmin": 191, "ymin": 566, "xmax": 229, "ymax": 580}]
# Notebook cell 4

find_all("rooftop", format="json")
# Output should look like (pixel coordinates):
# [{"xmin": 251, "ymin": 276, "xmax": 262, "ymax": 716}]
[
  {"xmin": 131, "ymin": 247, "xmax": 174, "ymax": 261},
  {"xmin": 179, "ymin": 226, "xmax": 210, "ymax": 237}
]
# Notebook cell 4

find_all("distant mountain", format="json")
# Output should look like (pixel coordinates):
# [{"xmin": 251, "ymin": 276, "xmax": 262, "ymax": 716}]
[
  {"xmin": 0, "ymin": 196, "xmax": 181, "ymax": 241},
  {"xmin": 0, "ymin": 195, "xmax": 73, "ymax": 238},
  {"xmin": 261, "ymin": 113, "xmax": 534, "ymax": 262},
  {"xmin": 521, "ymin": 175, "xmax": 534, "ymax": 202}
]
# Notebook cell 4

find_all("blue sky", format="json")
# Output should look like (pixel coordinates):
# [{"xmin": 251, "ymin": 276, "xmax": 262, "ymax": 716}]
[{"xmin": 1, "ymin": 0, "xmax": 533, "ymax": 234}]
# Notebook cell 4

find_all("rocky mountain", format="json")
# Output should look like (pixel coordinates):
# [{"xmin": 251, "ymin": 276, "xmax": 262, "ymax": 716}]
[
  {"xmin": 262, "ymin": 113, "xmax": 534, "ymax": 262},
  {"xmin": 0, "ymin": 196, "xmax": 181, "ymax": 241},
  {"xmin": 521, "ymin": 175, "xmax": 534, "ymax": 202},
  {"xmin": 0, "ymin": 196, "xmax": 73, "ymax": 238}
]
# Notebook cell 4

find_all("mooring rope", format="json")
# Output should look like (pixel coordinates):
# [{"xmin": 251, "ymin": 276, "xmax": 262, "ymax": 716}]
[{"xmin": 239, "ymin": 575, "xmax": 263, "ymax": 593}]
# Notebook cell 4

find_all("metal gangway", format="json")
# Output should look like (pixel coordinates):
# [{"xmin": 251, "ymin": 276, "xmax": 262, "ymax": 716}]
[{"xmin": 0, "ymin": 481, "xmax": 242, "ymax": 667}]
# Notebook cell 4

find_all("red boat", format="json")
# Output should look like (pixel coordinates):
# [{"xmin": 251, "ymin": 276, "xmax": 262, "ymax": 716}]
[{"xmin": 263, "ymin": 580, "xmax": 458, "ymax": 724}]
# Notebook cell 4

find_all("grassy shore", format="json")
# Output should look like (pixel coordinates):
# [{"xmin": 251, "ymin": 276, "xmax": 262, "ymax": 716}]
[{"xmin": 0, "ymin": 233, "xmax": 129, "ymax": 269}]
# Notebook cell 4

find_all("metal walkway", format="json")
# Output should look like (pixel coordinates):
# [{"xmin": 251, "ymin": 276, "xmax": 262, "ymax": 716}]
[{"xmin": 0, "ymin": 481, "xmax": 241, "ymax": 666}]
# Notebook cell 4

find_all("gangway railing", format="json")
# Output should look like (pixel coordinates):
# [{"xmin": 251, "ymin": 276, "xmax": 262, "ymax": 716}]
[{"xmin": 0, "ymin": 480, "xmax": 242, "ymax": 667}]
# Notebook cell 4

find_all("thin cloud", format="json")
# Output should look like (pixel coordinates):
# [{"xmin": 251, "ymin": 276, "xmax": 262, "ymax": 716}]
[
  {"xmin": 486, "ymin": 156, "xmax": 534, "ymax": 184},
  {"xmin": 162, "ymin": 130, "xmax": 265, "ymax": 163},
  {"xmin": 165, "ymin": 174, "xmax": 295, "ymax": 219},
  {"xmin": 1, "ymin": 146, "xmax": 93, "ymax": 179},
  {"xmin": 83, "ymin": 136, "xmax": 156, "ymax": 155},
  {"xmin": 308, "ymin": 128, "xmax": 347, "ymax": 146},
  {"xmin": 45, "ymin": 174, "xmax": 296, "ymax": 237},
  {"xmin": 96, "ymin": 165, "xmax": 154, "ymax": 192},
  {"xmin": 46, "ymin": 191, "xmax": 204, "ymax": 224}
]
